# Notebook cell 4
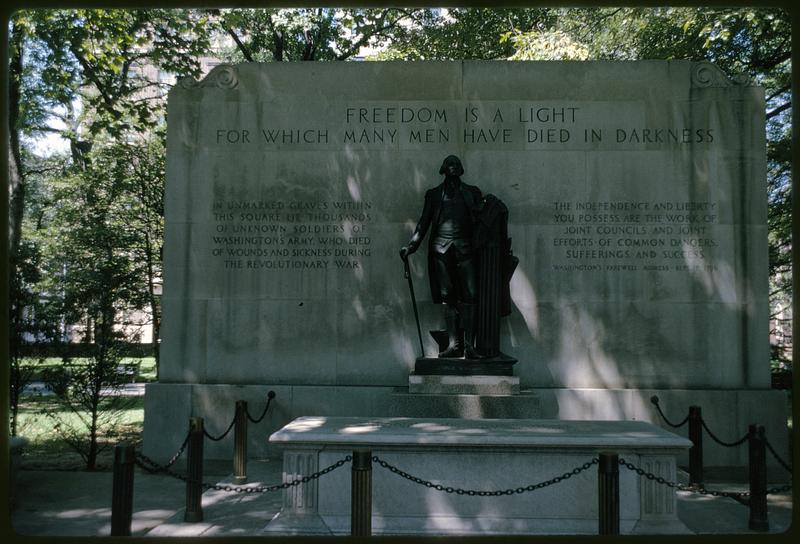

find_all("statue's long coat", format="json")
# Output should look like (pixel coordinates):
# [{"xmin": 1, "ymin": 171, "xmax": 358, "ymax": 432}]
[{"xmin": 407, "ymin": 180, "xmax": 482, "ymax": 303}]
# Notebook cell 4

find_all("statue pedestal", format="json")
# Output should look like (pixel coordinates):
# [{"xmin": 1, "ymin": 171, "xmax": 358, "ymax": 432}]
[
  {"xmin": 409, "ymin": 374, "xmax": 520, "ymax": 395},
  {"xmin": 414, "ymin": 353, "xmax": 517, "ymax": 376}
]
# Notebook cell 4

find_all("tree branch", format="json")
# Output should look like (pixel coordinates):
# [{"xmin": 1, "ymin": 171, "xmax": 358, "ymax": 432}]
[
  {"xmin": 578, "ymin": 7, "xmax": 623, "ymax": 43},
  {"xmin": 750, "ymin": 48, "xmax": 790, "ymax": 72},
  {"xmin": 766, "ymin": 84, "xmax": 790, "ymax": 103},
  {"xmin": 67, "ymin": 43, "xmax": 119, "ymax": 116},
  {"xmin": 29, "ymin": 124, "xmax": 67, "ymax": 135},
  {"xmin": 206, "ymin": 9, "xmax": 254, "ymax": 62},
  {"xmin": 336, "ymin": 10, "xmax": 413, "ymax": 61},
  {"xmin": 226, "ymin": 26, "xmax": 254, "ymax": 62},
  {"xmin": 23, "ymin": 165, "xmax": 65, "ymax": 176},
  {"xmin": 766, "ymin": 101, "xmax": 791, "ymax": 120}
]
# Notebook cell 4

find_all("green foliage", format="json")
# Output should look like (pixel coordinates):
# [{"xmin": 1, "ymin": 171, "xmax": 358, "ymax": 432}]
[
  {"xmin": 16, "ymin": 393, "xmax": 144, "ymax": 470},
  {"xmin": 19, "ymin": 9, "xmax": 210, "ymax": 137},
  {"xmin": 210, "ymin": 8, "xmax": 426, "ymax": 62},
  {"xmin": 373, "ymin": 8, "xmax": 552, "ymax": 61},
  {"xmin": 46, "ymin": 157, "xmax": 144, "ymax": 324},
  {"xmin": 503, "ymin": 29, "xmax": 590, "ymax": 61},
  {"xmin": 22, "ymin": 134, "xmax": 165, "ymax": 467},
  {"xmin": 41, "ymin": 352, "xmax": 138, "ymax": 470},
  {"xmin": 8, "ymin": 149, "xmax": 70, "ymax": 436}
]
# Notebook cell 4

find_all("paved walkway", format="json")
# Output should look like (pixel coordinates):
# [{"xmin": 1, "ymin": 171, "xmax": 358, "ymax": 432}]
[{"xmin": 8, "ymin": 459, "xmax": 794, "ymax": 537}]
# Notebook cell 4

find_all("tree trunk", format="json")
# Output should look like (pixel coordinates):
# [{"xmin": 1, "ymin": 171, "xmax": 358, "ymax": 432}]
[
  {"xmin": 8, "ymin": 19, "xmax": 26, "ymax": 298},
  {"xmin": 87, "ymin": 402, "xmax": 99, "ymax": 470},
  {"xmin": 273, "ymin": 30, "xmax": 284, "ymax": 61},
  {"xmin": 85, "ymin": 315, "xmax": 93, "ymax": 343},
  {"xmin": 10, "ymin": 366, "xmax": 20, "ymax": 436}
]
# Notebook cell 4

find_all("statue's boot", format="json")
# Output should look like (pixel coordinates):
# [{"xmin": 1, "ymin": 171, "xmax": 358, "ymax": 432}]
[
  {"xmin": 461, "ymin": 303, "xmax": 483, "ymax": 359},
  {"xmin": 438, "ymin": 305, "xmax": 463, "ymax": 358}
]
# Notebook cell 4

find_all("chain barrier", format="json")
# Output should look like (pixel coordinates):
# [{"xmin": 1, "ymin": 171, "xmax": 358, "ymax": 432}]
[
  {"xmin": 203, "ymin": 392, "xmax": 276, "ymax": 436},
  {"xmin": 135, "ymin": 451, "xmax": 352, "ymax": 493},
  {"xmin": 764, "ymin": 436, "xmax": 793, "ymax": 475},
  {"xmin": 618, "ymin": 457, "xmax": 791, "ymax": 500},
  {"xmin": 766, "ymin": 484, "xmax": 793, "ymax": 495},
  {"xmin": 203, "ymin": 417, "xmax": 236, "ymax": 442},
  {"xmin": 699, "ymin": 418, "xmax": 750, "ymax": 448},
  {"xmin": 246, "ymin": 393, "xmax": 275, "ymax": 424},
  {"xmin": 650, "ymin": 396, "xmax": 689, "ymax": 428},
  {"xmin": 372, "ymin": 455, "xmax": 599, "ymax": 496},
  {"xmin": 135, "ymin": 432, "xmax": 191, "ymax": 473},
  {"xmin": 618, "ymin": 457, "xmax": 749, "ymax": 500}
]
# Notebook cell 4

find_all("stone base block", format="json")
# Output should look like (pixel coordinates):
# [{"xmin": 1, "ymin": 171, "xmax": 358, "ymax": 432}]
[
  {"xmin": 264, "ymin": 513, "xmax": 691, "ymax": 536},
  {"xmin": 261, "ymin": 513, "xmax": 332, "ymax": 536},
  {"xmin": 409, "ymin": 374, "xmax": 520, "ymax": 395},
  {"xmin": 264, "ymin": 514, "xmax": 629, "ymax": 536},
  {"xmin": 392, "ymin": 389, "xmax": 539, "ymax": 418},
  {"xmin": 414, "ymin": 355, "xmax": 517, "ymax": 376}
]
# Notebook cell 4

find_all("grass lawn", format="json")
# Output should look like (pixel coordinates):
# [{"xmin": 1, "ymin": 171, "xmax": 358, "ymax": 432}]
[
  {"xmin": 13, "ymin": 357, "xmax": 153, "ymax": 471},
  {"xmin": 16, "ymin": 394, "xmax": 145, "ymax": 471},
  {"xmin": 20, "ymin": 356, "xmax": 158, "ymax": 382}
]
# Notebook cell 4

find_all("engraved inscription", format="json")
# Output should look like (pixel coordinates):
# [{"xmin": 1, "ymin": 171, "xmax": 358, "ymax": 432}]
[
  {"xmin": 211, "ymin": 199, "xmax": 373, "ymax": 271},
  {"xmin": 550, "ymin": 200, "xmax": 720, "ymax": 273}
]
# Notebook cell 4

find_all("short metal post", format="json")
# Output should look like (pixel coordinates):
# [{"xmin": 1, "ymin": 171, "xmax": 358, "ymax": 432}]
[
  {"xmin": 234, "ymin": 400, "xmax": 247, "ymax": 484},
  {"xmin": 598, "ymin": 452, "xmax": 619, "ymax": 535},
  {"xmin": 184, "ymin": 417, "xmax": 204, "ymax": 522},
  {"xmin": 688, "ymin": 406, "xmax": 703, "ymax": 485},
  {"xmin": 111, "ymin": 442, "xmax": 135, "ymax": 536},
  {"xmin": 748, "ymin": 424, "xmax": 769, "ymax": 531},
  {"xmin": 351, "ymin": 450, "xmax": 372, "ymax": 537}
]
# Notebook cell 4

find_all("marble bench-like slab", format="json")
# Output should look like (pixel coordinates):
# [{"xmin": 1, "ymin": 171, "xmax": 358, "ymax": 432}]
[{"xmin": 264, "ymin": 417, "xmax": 692, "ymax": 536}]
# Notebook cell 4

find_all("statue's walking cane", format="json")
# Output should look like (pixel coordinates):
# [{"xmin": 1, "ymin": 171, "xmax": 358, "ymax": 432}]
[{"xmin": 403, "ymin": 255, "xmax": 425, "ymax": 357}]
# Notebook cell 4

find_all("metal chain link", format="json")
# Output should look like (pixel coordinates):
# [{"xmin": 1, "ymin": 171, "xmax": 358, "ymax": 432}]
[
  {"xmin": 203, "ymin": 417, "xmax": 236, "ymax": 442},
  {"xmin": 650, "ymin": 396, "xmax": 689, "ymax": 428},
  {"xmin": 619, "ymin": 457, "xmax": 792, "ymax": 498},
  {"xmin": 700, "ymin": 418, "xmax": 750, "ymax": 448},
  {"xmin": 764, "ymin": 436, "xmax": 793, "ymax": 474},
  {"xmin": 618, "ymin": 457, "xmax": 752, "ymax": 500},
  {"xmin": 135, "ymin": 452, "xmax": 351, "ymax": 493},
  {"xmin": 372, "ymin": 455, "xmax": 599, "ymax": 496},
  {"xmin": 766, "ymin": 484, "xmax": 793, "ymax": 494},
  {"xmin": 246, "ymin": 396, "xmax": 274, "ymax": 424},
  {"xmin": 135, "ymin": 432, "xmax": 191, "ymax": 473}
]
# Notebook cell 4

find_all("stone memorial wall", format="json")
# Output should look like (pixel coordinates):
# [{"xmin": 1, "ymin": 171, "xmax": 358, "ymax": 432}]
[{"xmin": 144, "ymin": 61, "xmax": 786, "ymax": 466}]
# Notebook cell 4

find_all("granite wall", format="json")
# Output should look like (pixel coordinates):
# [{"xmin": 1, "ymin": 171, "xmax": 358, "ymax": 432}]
[{"xmin": 162, "ymin": 60, "xmax": 768, "ymax": 390}]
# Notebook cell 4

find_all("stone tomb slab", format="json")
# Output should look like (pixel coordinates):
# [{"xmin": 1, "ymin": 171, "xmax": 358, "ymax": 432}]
[{"xmin": 264, "ymin": 416, "xmax": 693, "ymax": 536}]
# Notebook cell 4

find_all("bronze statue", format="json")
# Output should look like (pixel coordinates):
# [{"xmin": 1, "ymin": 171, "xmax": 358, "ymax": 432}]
[
  {"xmin": 400, "ymin": 155, "xmax": 483, "ymax": 359},
  {"xmin": 401, "ymin": 155, "xmax": 519, "ymax": 370}
]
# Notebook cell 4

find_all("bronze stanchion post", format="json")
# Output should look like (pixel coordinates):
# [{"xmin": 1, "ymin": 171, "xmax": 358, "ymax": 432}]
[
  {"xmin": 748, "ymin": 424, "xmax": 769, "ymax": 531},
  {"xmin": 351, "ymin": 450, "xmax": 372, "ymax": 536},
  {"xmin": 234, "ymin": 400, "xmax": 247, "ymax": 484},
  {"xmin": 598, "ymin": 452, "xmax": 619, "ymax": 535},
  {"xmin": 185, "ymin": 417, "xmax": 204, "ymax": 522},
  {"xmin": 688, "ymin": 406, "xmax": 703, "ymax": 485},
  {"xmin": 111, "ymin": 442, "xmax": 135, "ymax": 536}
]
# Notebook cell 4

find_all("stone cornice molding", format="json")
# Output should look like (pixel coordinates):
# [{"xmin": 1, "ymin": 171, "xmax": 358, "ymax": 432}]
[
  {"xmin": 178, "ymin": 64, "xmax": 239, "ymax": 90},
  {"xmin": 691, "ymin": 61, "xmax": 752, "ymax": 88}
]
